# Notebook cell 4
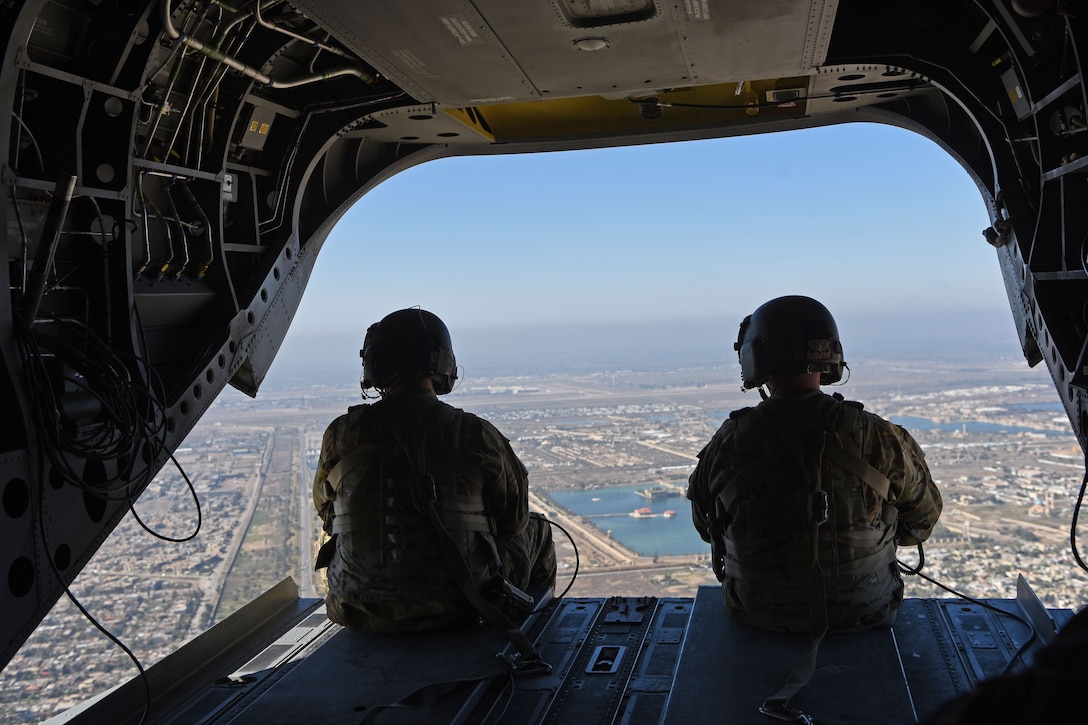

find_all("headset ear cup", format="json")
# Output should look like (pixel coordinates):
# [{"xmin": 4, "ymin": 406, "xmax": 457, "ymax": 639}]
[
  {"xmin": 735, "ymin": 316, "xmax": 751, "ymax": 355},
  {"xmin": 736, "ymin": 315, "xmax": 761, "ymax": 389},
  {"xmin": 360, "ymin": 323, "xmax": 381, "ymax": 390}
]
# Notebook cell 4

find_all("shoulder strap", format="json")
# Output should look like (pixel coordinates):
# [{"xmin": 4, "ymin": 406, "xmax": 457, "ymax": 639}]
[
  {"xmin": 826, "ymin": 401, "xmax": 892, "ymax": 502},
  {"xmin": 825, "ymin": 446, "xmax": 891, "ymax": 501}
]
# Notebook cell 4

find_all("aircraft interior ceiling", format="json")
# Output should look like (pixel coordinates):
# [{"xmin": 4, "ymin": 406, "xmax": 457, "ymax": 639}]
[{"xmin": 1, "ymin": 0, "xmax": 1087, "ymax": 706}]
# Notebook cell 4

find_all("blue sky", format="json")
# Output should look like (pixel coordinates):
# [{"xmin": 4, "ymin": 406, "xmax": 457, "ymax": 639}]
[{"xmin": 266, "ymin": 122, "xmax": 1020, "ymax": 386}]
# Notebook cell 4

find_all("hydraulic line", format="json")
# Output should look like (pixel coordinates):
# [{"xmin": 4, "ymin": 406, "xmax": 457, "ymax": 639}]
[
  {"xmin": 164, "ymin": 182, "xmax": 190, "ymax": 280},
  {"xmin": 141, "ymin": 34, "xmax": 187, "ymax": 159},
  {"xmin": 165, "ymin": 37, "xmax": 211, "ymax": 164},
  {"xmin": 135, "ymin": 172, "xmax": 154, "ymax": 278},
  {"xmin": 254, "ymin": 0, "xmax": 349, "ymax": 58},
  {"xmin": 257, "ymin": 91, "xmax": 406, "ymax": 231},
  {"xmin": 181, "ymin": 2, "xmax": 224, "ymax": 167},
  {"xmin": 149, "ymin": 188, "xmax": 175, "ymax": 282},
  {"xmin": 187, "ymin": 5, "xmax": 255, "ymax": 168},
  {"xmin": 21, "ymin": 174, "xmax": 77, "ymax": 326},
  {"xmin": 160, "ymin": 0, "xmax": 380, "ymax": 89},
  {"xmin": 179, "ymin": 180, "xmax": 215, "ymax": 280}
]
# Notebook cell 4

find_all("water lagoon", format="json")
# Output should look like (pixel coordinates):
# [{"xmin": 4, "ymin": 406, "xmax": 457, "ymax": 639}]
[
  {"xmin": 542, "ymin": 484, "xmax": 710, "ymax": 557},
  {"xmin": 892, "ymin": 414, "xmax": 1068, "ymax": 436}
]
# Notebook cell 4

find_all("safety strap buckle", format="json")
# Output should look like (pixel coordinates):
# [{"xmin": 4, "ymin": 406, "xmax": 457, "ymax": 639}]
[
  {"xmin": 499, "ymin": 652, "xmax": 553, "ymax": 678},
  {"xmin": 759, "ymin": 700, "xmax": 814, "ymax": 724}
]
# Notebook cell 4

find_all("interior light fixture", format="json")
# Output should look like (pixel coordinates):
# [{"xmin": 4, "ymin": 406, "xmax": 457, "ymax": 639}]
[{"xmin": 572, "ymin": 37, "xmax": 612, "ymax": 51}]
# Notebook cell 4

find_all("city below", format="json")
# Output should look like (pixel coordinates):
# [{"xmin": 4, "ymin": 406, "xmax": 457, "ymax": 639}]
[{"xmin": 3, "ymin": 352, "xmax": 1088, "ymax": 723}]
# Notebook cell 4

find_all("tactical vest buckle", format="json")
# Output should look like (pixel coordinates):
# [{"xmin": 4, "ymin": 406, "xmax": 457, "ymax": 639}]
[
  {"xmin": 485, "ymin": 576, "xmax": 536, "ymax": 616},
  {"xmin": 813, "ymin": 490, "xmax": 829, "ymax": 525},
  {"xmin": 410, "ymin": 473, "xmax": 437, "ymax": 511}
]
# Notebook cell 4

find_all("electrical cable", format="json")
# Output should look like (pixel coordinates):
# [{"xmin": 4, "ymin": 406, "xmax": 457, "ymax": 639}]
[
  {"xmin": 14, "ymin": 280, "xmax": 174, "ymax": 506},
  {"xmin": 58, "ymin": 587, "xmax": 150, "ymax": 725},
  {"xmin": 483, "ymin": 669, "xmax": 516, "ymax": 724},
  {"xmin": 542, "ymin": 517, "xmax": 579, "ymax": 601},
  {"xmin": 17, "ymin": 290, "xmax": 203, "ymax": 722},
  {"xmin": 17, "ymin": 316, "xmax": 152, "ymax": 499},
  {"xmin": 1068, "ymin": 455, "xmax": 1088, "ymax": 573},
  {"xmin": 128, "ymin": 300, "xmax": 207, "ymax": 546},
  {"xmin": 34, "ymin": 441, "xmax": 151, "ymax": 725},
  {"xmin": 127, "ymin": 453, "xmax": 203, "ymax": 543},
  {"xmin": 898, "ymin": 542, "xmax": 1037, "ymax": 676}
]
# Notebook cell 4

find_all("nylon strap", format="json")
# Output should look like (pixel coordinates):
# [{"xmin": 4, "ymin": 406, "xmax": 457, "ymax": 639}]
[
  {"xmin": 825, "ymin": 446, "xmax": 891, "ymax": 501},
  {"xmin": 757, "ymin": 419, "xmax": 831, "ymax": 724},
  {"xmin": 357, "ymin": 656, "xmax": 512, "ymax": 724},
  {"xmin": 389, "ymin": 423, "xmax": 546, "ymax": 666}
]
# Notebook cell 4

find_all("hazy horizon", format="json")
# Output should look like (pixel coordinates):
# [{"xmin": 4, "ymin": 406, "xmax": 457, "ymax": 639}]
[
  {"xmin": 258, "ymin": 122, "xmax": 1022, "ymax": 395},
  {"xmin": 261, "ymin": 305, "xmax": 1028, "ymax": 390}
]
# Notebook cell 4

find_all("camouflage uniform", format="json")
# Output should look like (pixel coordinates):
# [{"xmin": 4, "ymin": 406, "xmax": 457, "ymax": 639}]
[
  {"xmin": 312, "ymin": 388, "xmax": 556, "ymax": 633},
  {"xmin": 686, "ymin": 390, "xmax": 942, "ymax": 633}
]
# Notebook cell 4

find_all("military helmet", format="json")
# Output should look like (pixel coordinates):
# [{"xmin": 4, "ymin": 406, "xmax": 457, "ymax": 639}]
[
  {"xmin": 360, "ymin": 308, "xmax": 458, "ymax": 394},
  {"xmin": 734, "ymin": 295, "xmax": 845, "ymax": 390}
]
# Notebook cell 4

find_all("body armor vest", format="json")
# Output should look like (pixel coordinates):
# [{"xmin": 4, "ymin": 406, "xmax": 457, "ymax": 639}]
[
  {"xmin": 713, "ymin": 394, "xmax": 900, "ymax": 632},
  {"xmin": 323, "ymin": 408, "xmax": 500, "ymax": 613}
]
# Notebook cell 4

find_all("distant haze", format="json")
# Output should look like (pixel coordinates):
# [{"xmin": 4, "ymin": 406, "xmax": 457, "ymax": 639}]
[{"xmin": 262, "ymin": 306, "xmax": 1026, "ymax": 390}]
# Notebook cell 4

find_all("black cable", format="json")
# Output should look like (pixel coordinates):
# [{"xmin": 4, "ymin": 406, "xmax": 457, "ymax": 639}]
[
  {"xmin": 15, "ymin": 297, "xmax": 194, "ymax": 723},
  {"xmin": 1068, "ymin": 456, "xmax": 1088, "ymax": 573},
  {"xmin": 542, "ymin": 517, "xmax": 580, "ymax": 601},
  {"xmin": 483, "ymin": 669, "xmax": 516, "ymax": 724},
  {"xmin": 129, "ymin": 300, "xmax": 207, "ymax": 545},
  {"xmin": 15, "ymin": 294, "xmax": 196, "ymax": 719},
  {"xmin": 127, "ymin": 453, "xmax": 203, "ymax": 543},
  {"xmin": 60, "ymin": 588, "xmax": 150, "ymax": 725},
  {"xmin": 898, "ymin": 542, "xmax": 1037, "ymax": 676},
  {"xmin": 896, "ymin": 540, "xmax": 925, "ymax": 576},
  {"xmin": 17, "ymin": 317, "xmax": 139, "ymax": 499},
  {"xmin": 16, "ymin": 314, "xmax": 171, "ymax": 502},
  {"xmin": 34, "ymin": 442, "xmax": 150, "ymax": 725}
]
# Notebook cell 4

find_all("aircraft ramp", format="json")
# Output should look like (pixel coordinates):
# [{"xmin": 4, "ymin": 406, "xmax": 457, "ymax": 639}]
[{"xmin": 49, "ymin": 577, "xmax": 1073, "ymax": 725}]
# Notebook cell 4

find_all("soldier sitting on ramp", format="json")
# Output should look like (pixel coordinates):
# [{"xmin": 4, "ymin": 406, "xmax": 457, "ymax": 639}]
[
  {"xmin": 312, "ymin": 307, "xmax": 556, "ymax": 635},
  {"xmin": 686, "ymin": 295, "xmax": 943, "ymax": 722}
]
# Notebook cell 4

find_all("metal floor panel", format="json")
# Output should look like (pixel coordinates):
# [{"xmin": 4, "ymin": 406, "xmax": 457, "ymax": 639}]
[
  {"xmin": 215, "ymin": 615, "xmax": 528, "ymax": 724},
  {"xmin": 666, "ymin": 586, "xmax": 1070, "ymax": 725},
  {"xmin": 61, "ymin": 583, "xmax": 1076, "ymax": 724},
  {"xmin": 214, "ymin": 596, "xmax": 695, "ymax": 724},
  {"xmin": 497, "ymin": 597, "xmax": 693, "ymax": 723},
  {"xmin": 667, "ymin": 586, "xmax": 916, "ymax": 725}
]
